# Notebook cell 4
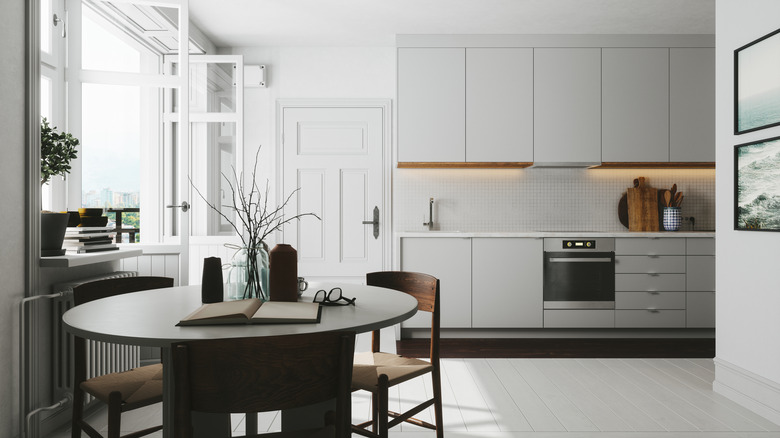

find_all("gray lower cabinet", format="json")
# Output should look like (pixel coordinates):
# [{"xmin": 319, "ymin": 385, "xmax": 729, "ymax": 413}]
[
  {"xmin": 686, "ymin": 237, "xmax": 716, "ymax": 328},
  {"xmin": 400, "ymin": 237, "xmax": 472, "ymax": 328},
  {"xmin": 544, "ymin": 310, "xmax": 615, "ymax": 328},
  {"xmin": 615, "ymin": 237, "xmax": 686, "ymax": 328},
  {"xmin": 472, "ymin": 238, "xmax": 543, "ymax": 328}
]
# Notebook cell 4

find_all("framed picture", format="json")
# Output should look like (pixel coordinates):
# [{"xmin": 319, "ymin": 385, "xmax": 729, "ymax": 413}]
[
  {"xmin": 734, "ymin": 27, "xmax": 780, "ymax": 134},
  {"xmin": 734, "ymin": 135, "xmax": 780, "ymax": 231}
]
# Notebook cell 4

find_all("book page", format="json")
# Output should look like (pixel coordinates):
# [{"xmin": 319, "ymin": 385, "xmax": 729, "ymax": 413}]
[
  {"xmin": 250, "ymin": 301, "xmax": 321, "ymax": 323},
  {"xmin": 180, "ymin": 298, "xmax": 262, "ymax": 323}
]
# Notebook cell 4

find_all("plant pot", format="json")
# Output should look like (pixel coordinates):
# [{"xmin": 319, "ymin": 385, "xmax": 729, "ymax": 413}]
[{"xmin": 41, "ymin": 212, "xmax": 70, "ymax": 256}]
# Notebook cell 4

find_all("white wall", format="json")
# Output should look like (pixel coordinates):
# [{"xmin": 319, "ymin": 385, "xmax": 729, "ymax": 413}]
[
  {"xmin": 0, "ymin": 0, "xmax": 28, "ymax": 435},
  {"xmin": 714, "ymin": 0, "xmax": 780, "ymax": 423}
]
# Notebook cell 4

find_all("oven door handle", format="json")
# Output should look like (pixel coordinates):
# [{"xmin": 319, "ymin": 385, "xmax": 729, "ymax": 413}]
[{"xmin": 548, "ymin": 257, "xmax": 613, "ymax": 263}]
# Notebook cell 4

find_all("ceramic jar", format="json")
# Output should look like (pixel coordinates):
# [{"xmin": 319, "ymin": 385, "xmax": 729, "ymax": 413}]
[{"xmin": 269, "ymin": 244, "xmax": 298, "ymax": 302}]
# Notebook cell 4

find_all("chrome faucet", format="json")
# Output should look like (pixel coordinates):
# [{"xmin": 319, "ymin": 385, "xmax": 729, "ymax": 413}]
[{"xmin": 423, "ymin": 197, "xmax": 434, "ymax": 230}]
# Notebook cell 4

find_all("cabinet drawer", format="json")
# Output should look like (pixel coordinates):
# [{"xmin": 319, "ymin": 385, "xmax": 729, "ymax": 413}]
[
  {"xmin": 615, "ymin": 291, "xmax": 685, "ymax": 310},
  {"xmin": 687, "ymin": 291, "xmax": 715, "ymax": 328},
  {"xmin": 615, "ymin": 309, "xmax": 686, "ymax": 328},
  {"xmin": 544, "ymin": 310, "xmax": 614, "ymax": 328},
  {"xmin": 615, "ymin": 273, "xmax": 686, "ymax": 291},
  {"xmin": 615, "ymin": 255, "xmax": 685, "ymax": 274},
  {"xmin": 615, "ymin": 238, "xmax": 685, "ymax": 255},
  {"xmin": 687, "ymin": 238, "xmax": 715, "ymax": 255}
]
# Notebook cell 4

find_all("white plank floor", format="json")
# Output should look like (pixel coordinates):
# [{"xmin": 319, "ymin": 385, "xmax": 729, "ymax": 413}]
[{"xmin": 48, "ymin": 358, "xmax": 780, "ymax": 438}]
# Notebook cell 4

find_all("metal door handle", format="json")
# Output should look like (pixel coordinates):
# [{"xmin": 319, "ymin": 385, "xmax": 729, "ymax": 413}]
[
  {"xmin": 166, "ymin": 201, "xmax": 190, "ymax": 212},
  {"xmin": 362, "ymin": 206, "xmax": 379, "ymax": 239}
]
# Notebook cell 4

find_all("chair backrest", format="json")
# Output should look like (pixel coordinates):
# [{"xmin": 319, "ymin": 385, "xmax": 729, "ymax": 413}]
[
  {"xmin": 172, "ymin": 331, "xmax": 356, "ymax": 438},
  {"xmin": 73, "ymin": 276, "xmax": 174, "ymax": 306},
  {"xmin": 365, "ymin": 271, "xmax": 440, "ymax": 362}
]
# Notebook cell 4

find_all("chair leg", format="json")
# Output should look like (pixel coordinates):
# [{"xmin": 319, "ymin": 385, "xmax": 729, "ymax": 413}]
[
  {"xmin": 107, "ymin": 391, "xmax": 122, "ymax": 438},
  {"xmin": 377, "ymin": 375, "xmax": 389, "ymax": 438},
  {"xmin": 371, "ymin": 392, "xmax": 379, "ymax": 434},
  {"xmin": 71, "ymin": 388, "xmax": 85, "ymax": 438},
  {"xmin": 432, "ymin": 368, "xmax": 444, "ymax": 438}
]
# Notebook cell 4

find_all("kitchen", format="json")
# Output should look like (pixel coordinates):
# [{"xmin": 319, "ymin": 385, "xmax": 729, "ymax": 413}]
[{"xmin": 2, "ymin": 0, "xmax": 780, "ymax": 437}]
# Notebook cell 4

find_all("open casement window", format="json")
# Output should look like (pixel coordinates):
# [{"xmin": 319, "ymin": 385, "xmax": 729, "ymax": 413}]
[{"xmin": 163, "ymin": 55, "xmax": 245, "ymax": 283}]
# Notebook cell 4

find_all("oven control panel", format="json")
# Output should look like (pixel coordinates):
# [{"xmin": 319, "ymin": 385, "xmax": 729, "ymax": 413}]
[{"xmin": 562, "ymin": 240, "xmax": 596, "ymax": 249}]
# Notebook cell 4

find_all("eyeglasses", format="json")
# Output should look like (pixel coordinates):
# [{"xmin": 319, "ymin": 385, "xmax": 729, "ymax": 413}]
[{"xmin": 313, "ymin": 287, "xmax": 356, "ymax": 306}]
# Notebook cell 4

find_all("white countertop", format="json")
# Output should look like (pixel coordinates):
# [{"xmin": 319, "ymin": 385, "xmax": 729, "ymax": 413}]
[{"xmin": 396, "ymin": 231, "xmax": 715, "ymax": 238}]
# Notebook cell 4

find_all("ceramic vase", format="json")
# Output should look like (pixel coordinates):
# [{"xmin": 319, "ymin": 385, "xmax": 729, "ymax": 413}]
[
  {"xmin": 201, "ymin": 256, "xmax": 224, "ymax": 303},
  {"xmin": 269, "ymin": 244, "xmax": 298, "ymax": 302}
]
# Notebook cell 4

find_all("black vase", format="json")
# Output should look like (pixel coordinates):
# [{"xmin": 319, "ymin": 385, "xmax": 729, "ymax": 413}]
[{"xmin": 201, "ymin": 257, "xmax": 224, "ymax": 303}]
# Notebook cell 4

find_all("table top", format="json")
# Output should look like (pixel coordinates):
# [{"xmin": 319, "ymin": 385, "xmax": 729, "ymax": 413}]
[{"xmin": 62, "ymin": 283, "xmax": 419, "ymax": 347}]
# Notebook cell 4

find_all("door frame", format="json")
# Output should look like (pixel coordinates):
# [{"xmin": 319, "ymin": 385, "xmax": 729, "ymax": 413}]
[{"xmin": 276, "ymin": 99, "xmax": 393, "ymax": 274}]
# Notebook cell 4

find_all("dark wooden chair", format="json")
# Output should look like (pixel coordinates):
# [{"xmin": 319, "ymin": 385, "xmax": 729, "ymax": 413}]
[
  {"xmin": 71, "ymin": 276, "xmax": 174, "ymax": 438},
  {"xmin": 351, "ymin": 271, "xmax": 443, "ymax": 438},
  {"xmin": 172, "ymin": 331, "xmax": 356, "ymax": 438}
]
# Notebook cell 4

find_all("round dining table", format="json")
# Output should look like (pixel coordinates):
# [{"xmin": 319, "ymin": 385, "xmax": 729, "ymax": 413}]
[{"xmin": 62, "ymin": 282, "xmax": 419, "ymax": 438}]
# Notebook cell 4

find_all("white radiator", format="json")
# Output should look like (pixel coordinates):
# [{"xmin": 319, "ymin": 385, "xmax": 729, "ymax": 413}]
[{"xmin": 51, "ymin": 271, "xmax": 140, "ymax": 404}]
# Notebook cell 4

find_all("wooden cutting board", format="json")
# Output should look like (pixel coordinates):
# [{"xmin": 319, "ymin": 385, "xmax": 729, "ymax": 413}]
[{"xmin": 627, "ymin": 178, "xmax": 659, "ymax": 231}]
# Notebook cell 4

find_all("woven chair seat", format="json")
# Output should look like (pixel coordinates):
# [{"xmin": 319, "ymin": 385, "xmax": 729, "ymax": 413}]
[
  {"xmin": 80, "ymin": 363, "xmax": 163, "ymax": 408},
  {"xmin": 352, "ymin": 351, "xmax": 433, "ymax": 390}
]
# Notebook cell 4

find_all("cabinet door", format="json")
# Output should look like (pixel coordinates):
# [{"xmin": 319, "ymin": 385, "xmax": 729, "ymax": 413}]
[
  {"xmin": 687, "ymin": 255, "xmax": 715, "ymax": 291},
  {"xmin": 602, "ymin": 48, "xmax": 669, "ymax": 162},
  {"xmin": 472, "ymin": 238, "xmax": 542, "ymax": 328},
  {"xmin": 466, "ymin": 48, "xmax": 533, "ymax": 162},
  {"xmin": 400, "ymin": 238, "xmax": 472, "ymax": 328},
  {"xmin": 534, "ymin": 48, "xmax": 602, "ymax": 164},
  {"xmin": 670, "ymin": 48, "xmax": 715, "ymax": 162},
  {"xmin": 397, "ymin": 48, "xmax": 465, "ymax": 162}
]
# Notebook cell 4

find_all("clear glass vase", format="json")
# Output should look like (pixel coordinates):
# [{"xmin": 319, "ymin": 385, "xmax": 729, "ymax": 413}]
[{"xmin": 225, "ymin": 245, "xmax": 269, "ymax": 301}]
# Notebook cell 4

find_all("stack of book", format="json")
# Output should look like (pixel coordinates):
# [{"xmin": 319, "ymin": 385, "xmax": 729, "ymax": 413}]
[{"xmin": 63, "ymin": 227, "xmax": 118, "ymax": 254}]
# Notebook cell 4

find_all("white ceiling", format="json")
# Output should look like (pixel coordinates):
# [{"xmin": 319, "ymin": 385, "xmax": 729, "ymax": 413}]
[{"xmin": 187, "ymin": 0, "xmax": 715, "ymax": 48}]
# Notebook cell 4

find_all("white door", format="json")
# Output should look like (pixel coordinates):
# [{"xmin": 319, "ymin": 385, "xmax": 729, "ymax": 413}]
[{"xmin": 280, "ymin": 101, "xmax": 389, "ymax": 279}]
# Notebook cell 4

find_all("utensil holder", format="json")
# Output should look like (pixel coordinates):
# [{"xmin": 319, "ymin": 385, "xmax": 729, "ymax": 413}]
[{"xmin": 663, "ymin": 207, "xmax": 681, "ymax": 231}]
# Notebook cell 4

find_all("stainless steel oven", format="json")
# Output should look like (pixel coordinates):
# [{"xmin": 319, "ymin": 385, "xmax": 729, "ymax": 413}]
[{"xmin": 543, "ymin": 238, "xmax": 615, "ymax": 309}]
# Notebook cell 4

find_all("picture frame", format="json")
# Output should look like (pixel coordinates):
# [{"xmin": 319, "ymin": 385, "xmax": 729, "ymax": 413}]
[
  {"xmin": 734, "ymin": 135, "xmax": 780, "ymax": 231},
  {"xmin": 734, "ymin": 27, "xmax": 780, "ymax": 134}
]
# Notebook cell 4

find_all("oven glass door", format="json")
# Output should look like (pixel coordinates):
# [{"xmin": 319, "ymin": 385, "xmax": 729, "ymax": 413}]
[{"xmin": 543, "ymin": 251, "xmax": 615, "ymax": 308}]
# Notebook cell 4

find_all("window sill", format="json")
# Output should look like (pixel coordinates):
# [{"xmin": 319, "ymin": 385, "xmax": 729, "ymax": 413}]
[{"xmin": 40, "ymin": 248, "xmax": 143, "ymax": 268}]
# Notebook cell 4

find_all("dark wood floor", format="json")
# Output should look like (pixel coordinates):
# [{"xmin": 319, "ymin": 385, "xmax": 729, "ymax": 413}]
[{"xmin": 396, "ymin": 338, "xmax": 715, "ymax": 358}]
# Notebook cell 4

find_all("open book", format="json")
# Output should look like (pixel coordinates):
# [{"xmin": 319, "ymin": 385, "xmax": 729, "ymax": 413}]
[{"xmin": 177, "ymin": 298, "xmax": 321, "ymax": 326}]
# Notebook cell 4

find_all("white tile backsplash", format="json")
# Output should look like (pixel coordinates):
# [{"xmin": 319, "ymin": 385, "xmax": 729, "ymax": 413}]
[{"xmin": 393, "ymin": 168, "xmax": 715, "ymax": 232}]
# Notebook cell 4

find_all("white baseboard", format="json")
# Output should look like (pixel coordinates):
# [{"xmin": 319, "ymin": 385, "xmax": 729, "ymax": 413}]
[{"xmin": 714, "ymin": 357, "xmax": 780, "ymax": 426}]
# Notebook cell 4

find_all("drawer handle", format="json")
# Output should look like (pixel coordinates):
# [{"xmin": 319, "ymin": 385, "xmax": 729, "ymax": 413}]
[
  {"xmin": 647, "ymin": 291, "xmax": 660, "ymax": 295},
  {"xmin": 648, "ymin": 254, "xmax": 660, "ymax": 259},
  {"xmin": 646, "ymin": 308, "xmax": 660, "ymax": 313},
  {"xmin": 647, "ymin": 273, "xmax": 660, "ymax": 277}
]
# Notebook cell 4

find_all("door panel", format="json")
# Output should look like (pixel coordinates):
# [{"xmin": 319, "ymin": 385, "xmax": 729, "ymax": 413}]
[{"xmin": 282, "ymin": 105, "xmax": 385, "ymax": 278}]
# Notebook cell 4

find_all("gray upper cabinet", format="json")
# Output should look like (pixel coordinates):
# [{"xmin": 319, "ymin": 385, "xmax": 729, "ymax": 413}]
[
  {"xmin": 602, "ymin": 48, "xmax": 670, "ymax": 162},
  {"xmin": 670, "ymin": 48, "xmax": 715, "ymax": 162},
  {"xmin": 534, "ymin": 48, "xmax": 602, "ymax": 164},
  {"xmin": 397, "ymin": 48, "xmax": 465, "ymax": 162},
  {"xmin": 466, "ymin": 48, "xmax": 534, "ymax": 162}
]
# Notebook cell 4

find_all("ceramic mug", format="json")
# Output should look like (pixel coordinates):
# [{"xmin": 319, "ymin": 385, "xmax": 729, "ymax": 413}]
[{"xmin": 297, "ymin": 277, "xmax": 308, "ymax": 296}]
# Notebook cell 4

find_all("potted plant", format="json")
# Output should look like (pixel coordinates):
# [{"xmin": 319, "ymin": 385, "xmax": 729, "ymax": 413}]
[{"xmin": 40, "ymin": 117, "xmax": 79, "ymax": 256}]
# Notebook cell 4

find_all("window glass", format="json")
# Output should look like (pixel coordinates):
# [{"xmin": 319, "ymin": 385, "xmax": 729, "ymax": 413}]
[
  {"xmin": 40, "ymin": 0, "xmax": 52, "ymax": 54},
  {"xmin": 82, "ymin": 10, "xmax": 141, "ymax": 73},
  {"xmin": 81, "ymin": 83, "xmax": 141, "ymax": 238},
  {"xmin": 190, "ymin": 122, "xmax": 237, "ymax": 236}
]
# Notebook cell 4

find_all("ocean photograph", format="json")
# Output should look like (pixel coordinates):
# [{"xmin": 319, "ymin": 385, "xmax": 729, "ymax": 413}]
[
  {"xmin": 735, "ymin": 137, "xmax": 780, "ymax": 230},
  {"xmin": 736, "ymin": 28, "xmax": 780, "ymax": 133}
]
